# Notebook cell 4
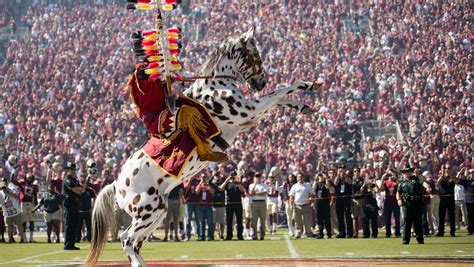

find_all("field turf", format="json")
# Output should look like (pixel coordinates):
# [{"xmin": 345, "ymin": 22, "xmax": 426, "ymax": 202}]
[{"xmin": 0, "ymin": 230, "xmax": 473, "ymax": 266}]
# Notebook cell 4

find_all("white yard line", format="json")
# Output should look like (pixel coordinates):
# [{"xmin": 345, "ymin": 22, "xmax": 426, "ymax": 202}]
[
  {"xmin": 180, "ymin": 255, "xmax": 189, "ymax": 259},
  {"xmin": 284, "ymin": 234, "xmax": 299, "ymax": 259},
  {"xmin": 0, "ymin": 245, "xmax": 89, "ymax": 265},
  {"xmin": 455, "ymin": 250, "xmax": 465, "ymax": 253},
  {"xmin": 400, "ymin": 251, "xmax": 411, "ymax": 255},
  {"xmin": 345, "ymin": 252, "xmax": 354, "ymax": 256},
  {"xmin": 235, "ymin": 254, "xmax": 244, "ymax": 258}
]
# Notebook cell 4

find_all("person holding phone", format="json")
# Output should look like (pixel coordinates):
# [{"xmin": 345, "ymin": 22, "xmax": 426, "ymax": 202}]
[{"xmin": 221, "ymin": 171, "xmax": 246, "ymax": 240}]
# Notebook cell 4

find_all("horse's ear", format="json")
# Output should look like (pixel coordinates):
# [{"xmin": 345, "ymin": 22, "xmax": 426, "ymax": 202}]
[{"xmin": 242, "ymin": 27, "xmax": 255, "ymax": 40}]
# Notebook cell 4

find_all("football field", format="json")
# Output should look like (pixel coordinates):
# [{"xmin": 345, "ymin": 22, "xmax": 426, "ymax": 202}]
[{"xmin": 0, "ymin": 230, "xmax": 473, "ymax": 266}]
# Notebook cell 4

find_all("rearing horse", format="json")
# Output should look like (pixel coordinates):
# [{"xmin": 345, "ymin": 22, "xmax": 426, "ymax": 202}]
[{"xmin": 85, "ymin": 28, "xmax": 319, "ymax": 267}]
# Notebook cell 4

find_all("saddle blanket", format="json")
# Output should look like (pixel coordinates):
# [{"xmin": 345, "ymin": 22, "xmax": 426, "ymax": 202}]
[{"xmin": 141, "ymin": 96, "xmax": 221, "ymax": 178}]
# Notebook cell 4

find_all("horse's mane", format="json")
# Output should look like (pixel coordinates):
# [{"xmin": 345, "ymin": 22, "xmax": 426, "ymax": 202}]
[{"xmin": 199, "ymin": 38, "xmax": 237, "ymax": 76}]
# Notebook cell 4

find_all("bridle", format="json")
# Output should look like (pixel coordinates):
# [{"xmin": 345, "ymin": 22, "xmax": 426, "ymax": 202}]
[
  {"xmin": 239, "ymin": 37, "xmax": 263, "ymax": 80},
  {"xmin": 174, "ymin": 38, "xmax": 263, "ymax": 83}
]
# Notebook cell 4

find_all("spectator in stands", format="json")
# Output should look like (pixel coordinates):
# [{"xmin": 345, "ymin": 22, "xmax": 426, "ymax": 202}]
[
  {"xmin": 32, "ymin": 184, "xmax": 62, "ymax": 243},
  {"xmin": 249, "ymin": 172, "xmax": 267, "ymax": 240},
  {"xmin": 289, "ymin": 172, "xmax": 315, "ymax": 239},
  {"xmin": 196, "ymin": 173, "xmax": 215, "ymax": 241}
]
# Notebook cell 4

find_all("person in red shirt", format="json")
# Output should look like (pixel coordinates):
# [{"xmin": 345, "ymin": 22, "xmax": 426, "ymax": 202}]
[
  {"xmin": 128, "ymin": 65, "xmax": 226, "ymax": 162},
  {"xmin": 380, "ymin": 171, "xmax": 400, "ymax": 238},
  {"xmin": 13, "ymin": 173, "xmax": 39, "ymax": 243},
  {"xmin": 196, "ymin": 174, "xmax": 215, "ymax": 241},
  {"xmin": 183, "ymin": 175, "xmax": 201, "ymax": 241}
]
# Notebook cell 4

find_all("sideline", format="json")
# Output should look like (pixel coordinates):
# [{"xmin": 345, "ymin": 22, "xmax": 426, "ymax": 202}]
[
  {"xmin": 284, "ymin": 234, "xmax": 299, "ymax": 258},
  {"xmin": 0, "ymin": 245, "xmax": 89, "ymax": 265}
]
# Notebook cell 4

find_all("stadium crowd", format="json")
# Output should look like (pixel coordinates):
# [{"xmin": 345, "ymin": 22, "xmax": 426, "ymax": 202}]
[{"xmin": 0, "ymin": 0, "xmax": 472, "ymax": 244}]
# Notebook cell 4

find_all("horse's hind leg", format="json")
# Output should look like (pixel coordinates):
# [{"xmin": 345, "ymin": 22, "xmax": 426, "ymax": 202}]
[{"xmin": 121, "ymin": 203, "xmax": 168, "ymax": 266}]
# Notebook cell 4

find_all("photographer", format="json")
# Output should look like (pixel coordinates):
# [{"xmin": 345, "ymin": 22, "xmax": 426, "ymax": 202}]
[
  {"xmin": 360, "ymin": 171, "xmax": 379, "ymax": 238},
  {"xmin": 313, "ymin": 172, "xmax": 332, "ymax": 239},
  {"xmin": 380, "ymin": 170, "xmax": 401, "ymax": 238},
  {"xmin": 210, "ymin": 172, "xmax": 226, "ymax": 240},
  {"xmin": 334, "ymin": 166, "xmax": 353, "ymax": 238},
  {"xmin": 220, "ymin": 171, "xmax": 245, "ymax": 240},
  {"xmin": 76, "ymin": 174, "xmax": 96, "ymax": 242},
  {"xmin": 436, "ymin": 163, "xmax": 459, "ymax": 237},
  {"xmin": 32, "ymin": 184, "xmax": 63, "ymax": 243},
  {"xmin": 196, "ymin": 173, "xmax": 215, "ymax": 241},
  {"xmin": 0, "ymin": 181, "xmax": 26, "ymax": 243}
]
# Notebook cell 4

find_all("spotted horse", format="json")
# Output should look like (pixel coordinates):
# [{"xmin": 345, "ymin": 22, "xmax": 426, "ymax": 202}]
[{"xmin": 85, "ymin": 28, "xmax": 322, "ymax": 267}]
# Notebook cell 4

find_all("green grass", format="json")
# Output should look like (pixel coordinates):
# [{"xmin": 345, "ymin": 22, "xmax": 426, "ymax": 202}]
[{"xmin": 0, "ymin": 230, "xmax": 473, "ymax": 266}]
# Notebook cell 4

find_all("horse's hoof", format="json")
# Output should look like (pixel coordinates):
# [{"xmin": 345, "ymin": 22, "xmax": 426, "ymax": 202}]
[
  {"xmin": 301, "ymin": 106, "xmax": 316, "ymax": 115},
  {"xmin": 311, "ymin": 78, "xmax": 324, "ymax": 90}
]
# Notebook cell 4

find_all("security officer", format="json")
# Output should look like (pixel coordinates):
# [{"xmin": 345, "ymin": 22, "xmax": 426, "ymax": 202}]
[
  {"xmin": 397, "ymin": 164, "xmax": 424, "ymax": 245},
  {"xmin": 62, "ymin": 162, "xmax": 84, "ymax": 250}
]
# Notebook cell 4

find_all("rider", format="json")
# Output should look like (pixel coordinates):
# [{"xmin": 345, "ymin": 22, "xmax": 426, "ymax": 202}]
[{"xmin": 128, "ymin": 63, "xmax": 227, "ymax": 162}]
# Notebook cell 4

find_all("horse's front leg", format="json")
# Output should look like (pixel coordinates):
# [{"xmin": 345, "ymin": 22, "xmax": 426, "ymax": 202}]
[
  {"xmin": 277, "ymin": 99, "xmax": 316, "ymax": 115},
  {"xmin": 240, "ymin": 80, "xmax": 321, "ymax": 125}
]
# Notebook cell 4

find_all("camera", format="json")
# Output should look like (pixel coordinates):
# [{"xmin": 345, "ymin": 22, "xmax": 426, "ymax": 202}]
[{"xmin": 230, "ymin": 170, "xmax": 237, "ymax": 177}]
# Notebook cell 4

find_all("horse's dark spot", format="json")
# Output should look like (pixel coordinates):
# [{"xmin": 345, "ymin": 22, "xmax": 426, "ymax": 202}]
[
  {"xmin": 153, "ymin": 197, "xmax": 158, "ymax": 201},
  {"xmin": 245, "ymin": 105, "xmax": 252, "ymax": 110},
  {"xmin": 210, "ymin": 86, "xmax": 215, "ymax": 90},
  {"xmin": 157, "ymin": 178, "xmax": 163, "ymax": 184},
  {"xmin": 205, "ymin": 103, "xmax": 213, "ymax": 109},
  {"xmin": 205, "ymin": 79, "xmax": 209, "ymax": 85},
  {"xmin": 229, "ymin": 107, "xmax": 238, "ymax": 116},
  {"xmin": 128, "ymin": 256, "xmax": 132, "ymax": 262},
  {"xmin": 120, "ymin": 189, "xmax": 126, "ymax": 198},
  {"xmin": 145, "ymin": 204, "xmax": 153, "ymax": 211},
  {"xmin": 189, "ymin": 156, "xmax": 194, "ymax": 161},
  {"xmin": 153, "ymin": 208, "xmax": 158, "ymax": 212},
  {"xmin": 125, "ymin": 178, "xmax": 130, "ymax": 186},
  {"xmin": 133, "ymin": 168, "xmax": 139, "ymax": 176},
  {"xmin": 137, "ymin": 152, "xmax": 145, "ymax": 159},
  {"xmin": 221, "ymin": 66, "xmax": 225, "ymax": 72},
  {"xmin": 142, "ymin": 214, "xmax": 151, "ymax": 221},
  {"xmin": 236, "ymin": 101, "xmax": 242, "ymax": 107},
  {"xmin": 204, "ymin": 95, "xmax": 211, "ymax": 101},
  {"xmin": 217, "ymin": 115, "xmax": 229, "ymax": 121},
  {"xmin": 212, "ymin": 144, "xmax": 216, "ymax": 148},
  {"xmin": 212, "ymin": 81, "xmax": 216, "ymax": 86},
  {"xmin": 218, "ymin": 80, "xmax": 226, "ymax": 86},
  {"xmin": 251, "ymin": 116, "xmax": 255, "ymax": 120},
  {"xmin": 255, "ymin": 100, "xmax": 260, "ymax": 103},
  {"xmin": 228, "ymin": 121, "xmax": 234, "ymax": 125},
  {"xmin": 225, "ymin": 96, "xmax": 236, "ymax": 105},
  {"xmin": 190, "ymin": 166, "xmax": 194, "ymax": 170},
  {"xmin": 287, "ymin": 90, "xmax": 294, "ymax": 94},
  {"xmin": 240, "ymin": 112, "xmax": 248, "ymax": 117},
  {"xmin": 147, "ymin": 187, "xmax": 156, "ymax": 195},
  {"xmin": 128, "ymin": 204, "xmax": 133, "ymax": 212},
  {"xmin": 133, "ymin": 195, "xmax": 141, "ymax": 205},
  {"xmin": 137, "ymin": 206, "xmax": 143, "ymax": 215},
  {"xmin": 297, "ymin": 85, "xmax": 306, "ymax": 90},
  {"xmin": 214, "ymin": 102, "xmax": 223, "ymax": 112},
  {"xmin": 133, "ymin": 207, "xmax": 137, "ymax": 212},
  {"xmin": 164, "ymin": 175, "xmax": 170, "ymax": 178},
  {"xmin": 135, "ymin": 225, "xmax": 144, "ymax": 232},
  {"xmin": 158, "ymin": 203, "xmax": 166, "ymax": 209},
  {"xmin": 137, "ymin": 241, "xmax": 143, "ymax": 250}
]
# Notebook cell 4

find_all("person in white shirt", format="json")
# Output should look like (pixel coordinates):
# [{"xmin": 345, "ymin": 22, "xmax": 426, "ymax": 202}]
[
  {"xmin": 289, "ymin": 173, "xmax": 316, "ymax": 238},
  {"xmin": 0, "ymin": 181, "xmax": 26, "ymax": 243},
  {"xmin": 455, "ymin": 168, "xmax": 468, "ymax": 229},
  {"xmin": 249, "ymin": 172, "xmax": 268, "ymax": 240}
]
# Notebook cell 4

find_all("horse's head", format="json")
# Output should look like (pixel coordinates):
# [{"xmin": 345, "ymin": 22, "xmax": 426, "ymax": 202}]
[
  {"xmin": 236, "ymin": 28, "xmax": 267, "ymax": 91},
  {"xmin": 200, "ymin": 28, "xmax": 268, "ymax": 92}
]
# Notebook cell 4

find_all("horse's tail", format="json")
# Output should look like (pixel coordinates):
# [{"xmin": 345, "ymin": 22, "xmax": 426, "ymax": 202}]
[{"xmin": 85, "ymin": 183, "xmax": 116, "ymax": 267}]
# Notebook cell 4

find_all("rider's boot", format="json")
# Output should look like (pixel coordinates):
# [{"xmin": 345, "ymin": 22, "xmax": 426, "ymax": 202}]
[{"xmin": 179, "ymin": 105, "xmax": 228, "ymax": 162}]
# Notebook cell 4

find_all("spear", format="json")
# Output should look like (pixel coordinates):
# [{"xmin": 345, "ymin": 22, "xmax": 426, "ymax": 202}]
[{"xmin": 154, "ymin": 0, "xmax": 176, "ymax": 113}]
